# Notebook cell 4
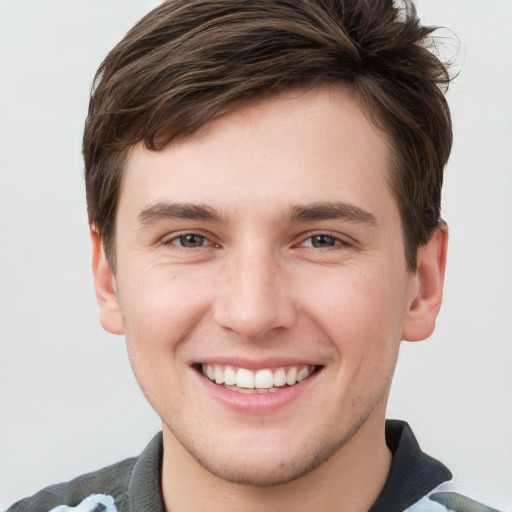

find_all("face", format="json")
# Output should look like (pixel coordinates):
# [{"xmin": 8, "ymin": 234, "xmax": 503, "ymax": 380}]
[{"xmin": 93, "ymin": 85, "xmax": 444, "ymax": 486}]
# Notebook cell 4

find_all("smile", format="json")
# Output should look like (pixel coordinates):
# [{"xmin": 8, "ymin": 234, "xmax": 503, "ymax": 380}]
[{"xmin": 200, "ymin": 364, "xmax": 317, "ymax": 393}]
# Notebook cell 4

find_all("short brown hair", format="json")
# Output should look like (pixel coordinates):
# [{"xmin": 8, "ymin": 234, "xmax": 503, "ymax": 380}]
[{"xmin": 83, "ymin": 0, "xmax": 452, "ymax": 269}]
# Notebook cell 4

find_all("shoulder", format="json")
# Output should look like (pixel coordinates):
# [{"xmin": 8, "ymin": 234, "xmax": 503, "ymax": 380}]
[
  {"xmin": 5, "ymin": 456, "xmax": 136, "ymax": 512},
  {"xmin": 6, "ymin": 432, "xmax": 164, "ymax": 512},
  {"xmin": 377, "ymin": 421, "xmax": 505, "ymax": 512},
  {"xmin": 405, "ymin": 482, "xmax": 505, "ymax": 512}
]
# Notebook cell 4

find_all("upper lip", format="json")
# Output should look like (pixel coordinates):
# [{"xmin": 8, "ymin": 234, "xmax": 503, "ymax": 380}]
[
  {"xmin": 192, "ymin": 355, "xmax": 322, "ymax": 370},
  {"xmin": 192, "ymin": 357, "xmax": 323, "ymax": 370}
]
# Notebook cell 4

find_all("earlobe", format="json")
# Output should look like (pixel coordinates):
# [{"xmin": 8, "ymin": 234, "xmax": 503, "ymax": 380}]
[
  {"xmin": 402, "ymin": 224, "xmax": 448, "ymax": 342},
  {"xmin": 90, "ymin": 229, "xmax": 124, "ymax": 335}
]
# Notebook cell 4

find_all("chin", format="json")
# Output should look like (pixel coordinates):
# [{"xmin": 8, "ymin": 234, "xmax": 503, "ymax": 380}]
[
  {"xmin": 191, "ymin": 451, "xmax": 325, "ymax": 487},
  {"xmin": 173, "ymin": 424, "xmax": 358, "ymax": 487}
]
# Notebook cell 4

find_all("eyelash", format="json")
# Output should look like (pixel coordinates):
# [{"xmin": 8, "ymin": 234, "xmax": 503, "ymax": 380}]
[
  {"xmin": 164, "ymin": 233, "xmax": 213, "ymax": 248},
  {"xmin": 299, "ymin": 233, "xmax": 350, "ymax": 249}
]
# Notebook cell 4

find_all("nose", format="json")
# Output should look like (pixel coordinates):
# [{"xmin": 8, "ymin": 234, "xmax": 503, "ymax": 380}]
[{"xmin": 213, "ymin": 244, "xmax": 297, "ymax": 340}]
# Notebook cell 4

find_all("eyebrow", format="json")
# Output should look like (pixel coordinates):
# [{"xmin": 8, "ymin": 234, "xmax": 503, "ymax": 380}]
[
  {"xmin": 137, "ymin": 200, "xmax": 378, "ymax": 228},
  {"xmin": 137, "ymin": 202, "xmax": 225, "ymax": 226},
  {"xmin": 285, "ymin": 202, "xmax": 378, "ymax": 226}
]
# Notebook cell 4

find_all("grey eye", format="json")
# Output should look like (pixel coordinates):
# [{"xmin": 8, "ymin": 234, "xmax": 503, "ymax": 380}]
[
  {"xmin": 309, "ymin": 234, "xmax": 337, "ymax": 248},
  {"xmin": 177, "ymin": 234, "xmax": 207, "ymax": 247}
]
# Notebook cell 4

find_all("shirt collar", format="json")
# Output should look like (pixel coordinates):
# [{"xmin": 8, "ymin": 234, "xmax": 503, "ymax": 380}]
[{"xmin": 369, "ymin": 419, "xmax": 452, "ymax": 512}]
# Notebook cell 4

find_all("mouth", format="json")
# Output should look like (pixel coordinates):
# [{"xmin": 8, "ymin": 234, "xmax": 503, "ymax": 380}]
[{"xmin": 197, "ymin": 363, "xmax": 320, "ymax": 394}]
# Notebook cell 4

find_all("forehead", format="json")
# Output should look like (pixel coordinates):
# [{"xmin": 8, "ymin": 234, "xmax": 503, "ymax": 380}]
[{"xmin": 120, "ymin": 85, "xmax": 395, "ymax": 221}]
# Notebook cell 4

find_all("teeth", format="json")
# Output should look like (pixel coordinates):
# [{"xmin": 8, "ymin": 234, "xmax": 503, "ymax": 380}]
[
  {"xmin": 224, "ymin": 366, "xmax": 236, "ymax": 386},
  {"xmin": 254, "ymin": 369, "xmax": 273, "ymax": 388},
  {"xmin": 214, "ymin": 366, "xmax": 224, "ymax": 384},
  {"xmin": 274, "ymin": 368, "xmax": 286, "ymax": 387},
  {"xmin": 286, "ymin": 367, "xmax": 297, "ymax": 386},
  {"xmin": 236, "ymin": 368, "xmax": 254, "ymax": 389},
  {"xmin": 201, "ymin": 363, "xmax": 316, "ymax": 391},
  {"xmin": 297, "ymin": 367, "xmax": 309, "ymax": 382}
]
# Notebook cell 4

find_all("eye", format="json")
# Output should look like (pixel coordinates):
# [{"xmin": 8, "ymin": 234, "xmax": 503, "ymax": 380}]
[
  {"xmin": 302, "ymin": 234, "xmax": 342, "ymax": 248},
  {"xmin": 169, "ymin": 233, "xmax": 210, "ymax": 248}
]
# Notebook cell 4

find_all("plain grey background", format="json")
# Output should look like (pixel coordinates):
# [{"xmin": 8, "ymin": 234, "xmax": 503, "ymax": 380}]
[{"xmin": 1, "ymin": 0, "xmax": 511, "ymax": 509}]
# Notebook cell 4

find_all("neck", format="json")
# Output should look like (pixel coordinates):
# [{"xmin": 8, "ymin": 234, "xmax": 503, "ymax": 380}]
[{"xmin": 161, "ymin": 409, "xmax": 392, "ymax": 512}]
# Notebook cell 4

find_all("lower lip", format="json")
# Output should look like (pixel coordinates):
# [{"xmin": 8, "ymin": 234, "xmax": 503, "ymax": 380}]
[{"xmin": 194, "ymin": 368, "xmax": 320, "ymax": 414}]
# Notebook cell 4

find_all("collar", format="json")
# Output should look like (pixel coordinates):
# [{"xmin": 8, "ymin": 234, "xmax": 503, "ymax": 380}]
[
  {"xmin": 369, "ymin": 419, "xmax": 452, "ymax": 512},
  {"xmin": 126, "ymin": 431, "xmax": 165, "ymax": 512}
]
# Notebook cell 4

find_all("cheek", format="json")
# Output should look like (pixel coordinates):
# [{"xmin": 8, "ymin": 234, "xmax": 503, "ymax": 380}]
[
  {"xmin": 299, "ymin": 264, "xmax": 408, "ymax": 362},
  {"xmin": 117, "ymin": 266, "xmax": 213, "ymax": 364},
  {"xmin": 116, "ymin": 267, "xmax": 214, "ymax": 413}
]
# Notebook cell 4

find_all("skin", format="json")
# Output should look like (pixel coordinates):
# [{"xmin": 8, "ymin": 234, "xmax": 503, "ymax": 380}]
[{"xmin": 92, "ymin": 85, "xmax": 447, "ymax": 512}]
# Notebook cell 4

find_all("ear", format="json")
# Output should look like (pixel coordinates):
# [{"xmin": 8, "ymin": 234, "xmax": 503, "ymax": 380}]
[
  {"xmin": 90, "ymin": 229, "xmax": 124, "ymax": 335},
  {"xmin": 402, "ymin": 224, "xmax": 448, "ymax": 342}
]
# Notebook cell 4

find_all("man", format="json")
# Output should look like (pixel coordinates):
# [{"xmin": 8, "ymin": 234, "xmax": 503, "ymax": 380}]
[{"xmin": 6, "ymin": 1, "xmax": 503, "ymax": 511}]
